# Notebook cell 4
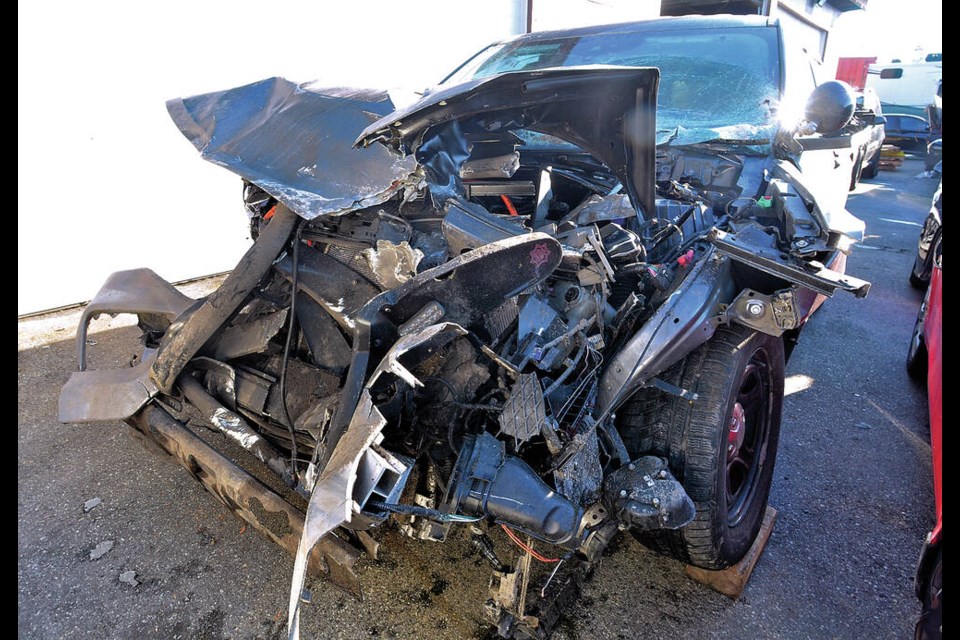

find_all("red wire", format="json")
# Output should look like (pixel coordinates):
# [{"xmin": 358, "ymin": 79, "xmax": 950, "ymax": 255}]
[
  {"xmin": 500, "ymin": 524, "xmax": 560, "ymax": 563},
  {"xmin": 500, "ymin": 194, "xmax": 519, "ymax": 216}
]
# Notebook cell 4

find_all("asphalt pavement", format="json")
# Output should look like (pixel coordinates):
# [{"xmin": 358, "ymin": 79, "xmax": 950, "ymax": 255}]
[{"xmin": 18, "ymin": 157, "xmax": 939, "ymax": 639}]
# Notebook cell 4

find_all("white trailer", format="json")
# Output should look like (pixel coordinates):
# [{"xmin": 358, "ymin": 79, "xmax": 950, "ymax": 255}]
[{"xmin": 865, "ymin": 58, "xmax": 942, "ymax": 117}]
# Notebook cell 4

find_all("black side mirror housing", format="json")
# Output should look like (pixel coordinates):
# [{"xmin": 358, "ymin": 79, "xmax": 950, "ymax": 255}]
[{"xmin": 804, "ymin": 80, "xmax": 856, "ymax": 134}]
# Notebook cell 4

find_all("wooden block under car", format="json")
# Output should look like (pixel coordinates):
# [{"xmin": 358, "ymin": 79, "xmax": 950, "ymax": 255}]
[{"xmin": 684, "ymin": 506, "xmax": 777, "ymax": 599}]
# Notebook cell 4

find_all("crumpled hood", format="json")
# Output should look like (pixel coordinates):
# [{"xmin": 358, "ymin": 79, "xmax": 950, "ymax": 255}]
[
  {"xmin": 168, "ymin": 68, "xmax": 660, "ymax": 220},
  {"xmin": 356, "ymin": 66, "xmax": 660, "ymax": 217},
  {"xmin": 167, "ymin": 77, "xmax": 418, "ymax": 220}
]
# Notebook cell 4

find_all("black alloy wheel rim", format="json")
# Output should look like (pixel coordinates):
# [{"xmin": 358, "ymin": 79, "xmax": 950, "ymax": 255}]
[{"xmin": 725, "ymin": 348, "xmax": 772, "ymax": 527}]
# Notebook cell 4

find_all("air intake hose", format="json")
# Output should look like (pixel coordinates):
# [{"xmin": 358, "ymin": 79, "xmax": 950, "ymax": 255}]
[{"xmin": 444, "ymin": 431, "xmax": 584, "ymax": 547}]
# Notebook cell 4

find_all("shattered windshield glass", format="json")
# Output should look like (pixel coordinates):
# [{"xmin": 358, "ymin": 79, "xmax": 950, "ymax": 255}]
[{"xmin": 443, "ymin": 26, "xmax": 781, "ymax": 146}]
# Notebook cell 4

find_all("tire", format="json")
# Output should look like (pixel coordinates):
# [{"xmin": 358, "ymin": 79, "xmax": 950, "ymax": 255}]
[
  {"xmin": 617, "ymin": 324, "xmax": 784, "ymax": 569},
  {"xmin": 860, "ymin": 150, "xmax": 880, "ymax": 179},
  {"xmin": 849, "ymin": 149, "xmax": 863, "ymax": 190},
  {"xmin": 906, "ymin": 296, "xmax": 928, "ymax": 380},
  {"xmin": 910, "ymin": 249, "xmax": 931, "ymax": 289},
  {"xmin": 915, "ymin": 547, "xmax": 942, "ymax": 640},
  {"xmin": 910, "ymin": 268, "xmax": 930, "ymax": 290},
  {"xmin": 910, "ymin": 226, "xmax": 940, "ymax": 289}
]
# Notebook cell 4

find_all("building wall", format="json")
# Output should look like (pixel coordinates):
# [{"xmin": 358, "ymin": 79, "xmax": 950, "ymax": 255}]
[{"xmin": 17, "ymin": 0, "xmax": 527, "ymax": 314}]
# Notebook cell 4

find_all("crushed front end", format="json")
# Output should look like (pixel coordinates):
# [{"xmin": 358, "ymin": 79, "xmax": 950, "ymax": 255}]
[{"xmin": 60, "ymin": 68, "xmax": 868, "ymax": 639}]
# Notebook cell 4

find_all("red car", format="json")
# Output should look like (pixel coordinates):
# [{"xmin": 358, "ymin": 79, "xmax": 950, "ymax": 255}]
[{"xmin": 906, "ymin": 224, "xmax": 941, "ymax": 640}]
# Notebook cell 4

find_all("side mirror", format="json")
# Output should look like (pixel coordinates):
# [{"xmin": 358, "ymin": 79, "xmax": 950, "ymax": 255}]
[{"xmin": 804, "ymin": 80, "xmax": 855, "ymax": 134}]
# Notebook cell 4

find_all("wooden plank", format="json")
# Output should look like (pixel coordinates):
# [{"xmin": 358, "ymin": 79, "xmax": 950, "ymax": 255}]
[{"xmin": 684, "ymin": 506, "xmax": 777, "ymax": 599}]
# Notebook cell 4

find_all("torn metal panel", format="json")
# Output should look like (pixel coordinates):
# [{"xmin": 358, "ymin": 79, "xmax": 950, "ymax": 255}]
[
  {"xmin": 167, "ymin": 78, "xmax": 417, "ymax": 220},
  {"xmin": 294, "ymin": 395, "xmax": 339, "ymax": 442},
  {"xmin": 773, "ymin": 159, "xmax": 865, "ymax": 242},
  {"xmin": 75, "ymin": 268, "xmax": 195, "ymax": 371},
  {"xmin": 275, "ymin": 245, "xmax": 379, "ymax": 333},
  {"xmin": 414, "ymin": 118, "xmax": 471, "ymax": 205},
  {"xmin": 326, "ymin": 233, "xmax": 563, "ymax": 459},
  {"xmin": 397, "ymin": 301, "xmax": 445, "ymax": 337},
  {"xmin": 566, "ymin": 193, "xmax": 636, "ymax": 227},
  {"xmin": 460, "ymin": 150, "xmax": 520, "ymax": 180}
]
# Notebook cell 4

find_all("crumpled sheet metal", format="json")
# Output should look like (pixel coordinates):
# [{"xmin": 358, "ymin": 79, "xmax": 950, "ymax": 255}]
[
  {"xmin": 167, "ymin": 77, "xmax": 417, "ymax": 220},
  {"xmin": 287, "ymin": 323, "xmax": 468, "ymax": 639},
  {"xmin": 75, "ymin": 268, "xmax": 195, "ymax": 371},
  {"xmin": 59, "ymin": 351, "xmax": 159, "ymax": 423}
]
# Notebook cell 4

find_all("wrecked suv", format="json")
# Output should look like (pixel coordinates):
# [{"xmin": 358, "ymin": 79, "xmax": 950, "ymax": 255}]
[{"xmin": 60, "ymin": 15, "xmax": 869, "ymax": 639}]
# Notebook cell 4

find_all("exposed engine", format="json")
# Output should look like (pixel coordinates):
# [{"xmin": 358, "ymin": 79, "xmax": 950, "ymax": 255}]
[
  {"xmin": 59, "ymin": 70, "xmax": 871, "ymax": 640},
  {"xmin": 161, "ymin": 142, "xmax": 814, "ymax": 634}
]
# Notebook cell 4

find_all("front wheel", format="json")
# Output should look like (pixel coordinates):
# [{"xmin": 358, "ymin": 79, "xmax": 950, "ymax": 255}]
[
  {"xmin": 861, "ymin": 150, "xmax": 880, "ymax": 180},
  {"xmin": 617, "ymin": 324, "xmax": 785, "ymax": 569},
  {"xmin": 850, "ymin": 149, "xmax": 864, "ymax": 190}
]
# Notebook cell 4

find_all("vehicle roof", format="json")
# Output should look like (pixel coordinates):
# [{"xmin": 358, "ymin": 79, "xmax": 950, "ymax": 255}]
[{"xmin": 496, "ymin": 14, "xmax": 776, "ymax": 45}]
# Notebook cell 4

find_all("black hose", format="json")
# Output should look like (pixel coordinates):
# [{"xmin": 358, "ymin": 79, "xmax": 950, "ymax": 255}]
[{"xmin": 278, "ymin": 224, "xmax": 302, "ymax": 482}]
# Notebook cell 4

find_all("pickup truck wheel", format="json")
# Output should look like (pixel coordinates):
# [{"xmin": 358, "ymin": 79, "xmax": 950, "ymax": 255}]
[
  {"xmin": 617, "ymin": 324, "xmax": 784, "ymax": 569},
  {"xmin": 850, "ymin": 149, "xmax": 863, "ymax": 190},
  {"xmin": 860, "ymin": 150, "xmax": 880, "ymax": 179}
]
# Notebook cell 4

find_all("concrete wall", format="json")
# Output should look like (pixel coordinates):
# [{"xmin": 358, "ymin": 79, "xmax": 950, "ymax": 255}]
[{"xmin": 17, "ymin": 0, "xmax": 527, "ymax": 314}]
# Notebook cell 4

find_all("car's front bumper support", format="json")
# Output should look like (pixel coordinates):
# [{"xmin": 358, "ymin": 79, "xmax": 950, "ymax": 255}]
[{"xmin": 126, "ymin": 404, "xmax": 363, "ymax": 598}]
